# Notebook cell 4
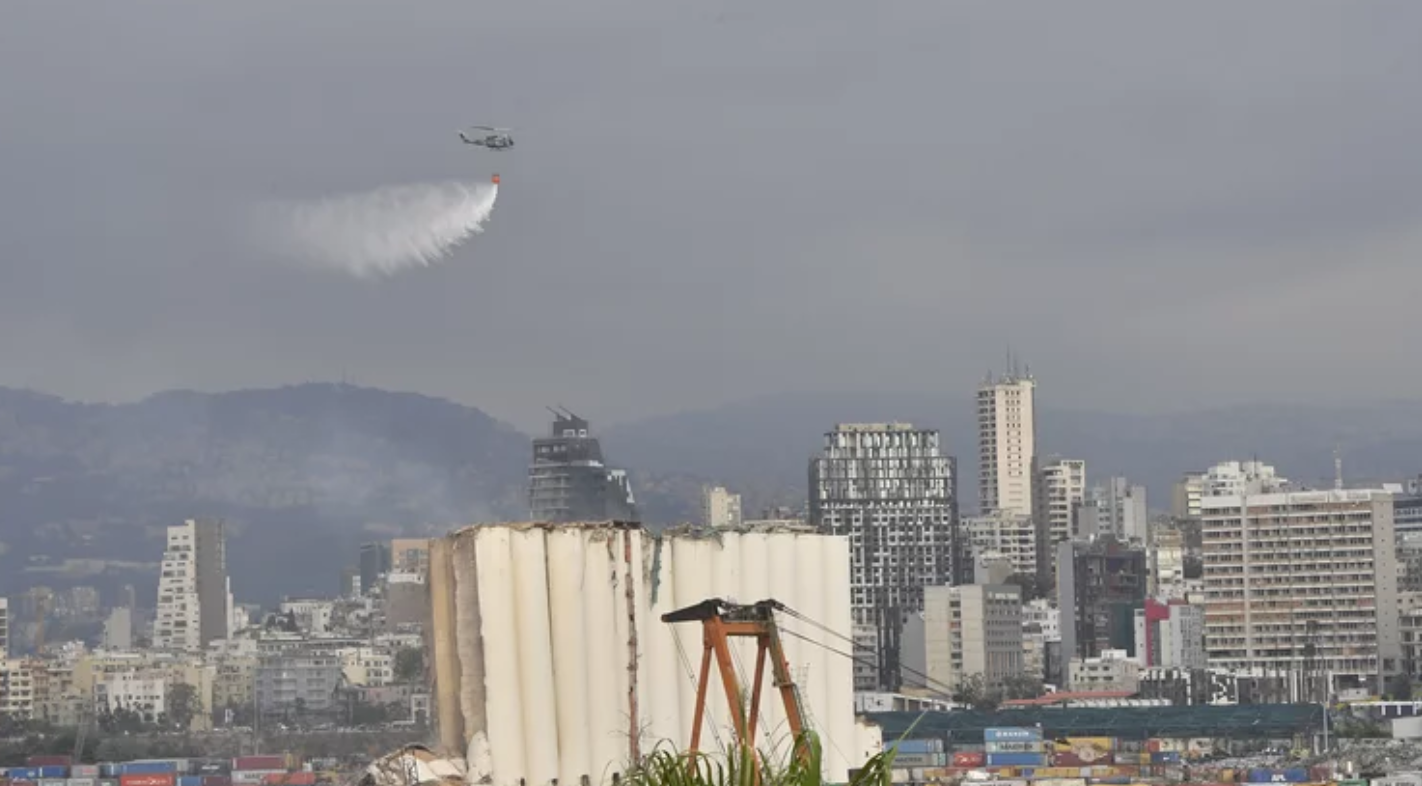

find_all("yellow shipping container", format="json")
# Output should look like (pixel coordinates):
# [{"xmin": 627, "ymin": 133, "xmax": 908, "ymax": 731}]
[
  {"xmin": 1050, "ymin": 738, "xmax": 1115, "ymax": 755},
  {"xmin": 1031, "ymin": 768, "xmax": 1084, "ymax": 778}
]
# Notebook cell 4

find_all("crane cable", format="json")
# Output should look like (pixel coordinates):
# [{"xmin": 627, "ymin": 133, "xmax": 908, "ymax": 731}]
[
  {"xmin": 774, "ymin": 605, "xmax": 961, "ymax": 700},
  {"xmin": 672, "ymin": 629, "xmax": 727, "ymax": 751}
]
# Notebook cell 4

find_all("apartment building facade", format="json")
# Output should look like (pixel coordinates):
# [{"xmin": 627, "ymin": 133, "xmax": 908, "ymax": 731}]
[
  {"xmin": 978, "ymin": 371, "xmax": 1036, "ymax": 518},
  {"xmin": 1202, "ymin": 488, "xmax": 1401, "ymax": 697},
  {"xmin": 154, "ymin": 519, "xmax": 234, "ymax": 651},
  {"xmin": 810, "ymin": 422, "xmax": 958, "ymax": 625},
  {"xmin": 920, "ymin": 584, "xmax": 1024, "ymax": 694}
]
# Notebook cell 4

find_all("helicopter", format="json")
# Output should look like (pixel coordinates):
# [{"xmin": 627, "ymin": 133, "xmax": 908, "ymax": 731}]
[{"xmin": 459, "ymin": 126, "xmax": 514, "ymax": 150}]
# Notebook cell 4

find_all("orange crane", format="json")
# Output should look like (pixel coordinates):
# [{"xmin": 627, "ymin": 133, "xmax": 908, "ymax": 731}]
[{"xmin": 660, "ymin": 599, "xmax": 809, "ymax": 773}]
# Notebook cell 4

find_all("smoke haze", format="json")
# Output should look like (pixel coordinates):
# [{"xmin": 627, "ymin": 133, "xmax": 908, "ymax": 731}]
[{"xmin": 260, "ymin": 180, "xmax": 499, "ymax": 278}]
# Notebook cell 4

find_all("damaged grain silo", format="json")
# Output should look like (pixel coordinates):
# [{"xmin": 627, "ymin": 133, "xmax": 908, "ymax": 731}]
[{"xmin": 426, "ymin": 521, "xmax": 878, "ymax": 786}]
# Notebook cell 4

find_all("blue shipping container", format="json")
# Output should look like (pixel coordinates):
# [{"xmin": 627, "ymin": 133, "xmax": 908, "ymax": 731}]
[
  {"xmin": 887, "ymin": 739, "xmax": 942, "ymax": 754},
  {"xmin": 179, "ymin": 777, "xmax": 204, "ymax": 786},
  {"xmin": 122, "ymin": 764, "xmax": 179, "ymax": 775},
  {"xmin": 984, "ymin": 727, "xmax": 1043, "ymax": 743},
  {"xmin": 10, "ymin": 768, "xmax": 44, "ymax": 780},
  {"xmin": 39, "ymin": 768, "xmax": 68, "ymax": 779},
  {"xmin": 1246, "ymin": 769, "xmax": 1309, "ymax": 784},
  {"xmin": 985, "ymin": 753, "xmax": 1047, "ymax": 767},
  {"xmin": 1152, "ymin": 752, "xmax": 1182, "ymax": 764}
]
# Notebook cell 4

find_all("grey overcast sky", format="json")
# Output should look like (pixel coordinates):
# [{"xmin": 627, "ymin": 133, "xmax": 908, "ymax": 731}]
[{"xmin": 2, "ymin": 1, "xmax": 1420, "ymax": 431}]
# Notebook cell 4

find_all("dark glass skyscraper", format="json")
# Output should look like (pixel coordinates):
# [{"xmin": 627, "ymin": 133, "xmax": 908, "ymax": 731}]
[
  {"xmin": 528, "ymin": 410, "xmax": 639, "ymax": 522},
  {"xmin": 359, "ymin": 542, "xmax": 391, "ymax": 595}
]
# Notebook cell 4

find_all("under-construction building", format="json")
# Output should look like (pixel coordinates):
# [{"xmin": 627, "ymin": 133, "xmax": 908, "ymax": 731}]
[
  {"xmin": 528, "ymin": 410, "xmax": 639, "ymax": 523},
  {"xmin": 809, "ymin": 423, "xmax": 958, "ymax": 690}
]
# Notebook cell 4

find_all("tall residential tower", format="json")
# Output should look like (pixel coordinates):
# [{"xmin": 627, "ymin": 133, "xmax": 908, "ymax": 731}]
[
  {"xmin": 154, "ymin": 518, "xmax": 234, "ymax": 651},
  {"xmin": 978, "ymin": 369, "xmax": 1036, "ymax": 517}
]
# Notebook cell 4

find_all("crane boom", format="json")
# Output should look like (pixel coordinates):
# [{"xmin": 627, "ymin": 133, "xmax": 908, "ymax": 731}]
[{"xmin": 661, "ymin": 598, "xmax": 809, "ymax": 777}]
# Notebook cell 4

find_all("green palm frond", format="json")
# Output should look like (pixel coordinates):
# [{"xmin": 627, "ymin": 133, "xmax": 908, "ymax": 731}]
[{"xmin": 623, "ymin": 731, "xmax": 897, "ymax": 786}]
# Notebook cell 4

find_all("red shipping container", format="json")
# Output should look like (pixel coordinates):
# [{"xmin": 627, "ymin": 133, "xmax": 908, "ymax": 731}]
[
  {"xmin": 121, "ymin": 776, "xmax": 176, "ymax": 786},
  {"xmin": 231, "ymin": 761, "xmax": 283, "ymax": 774},
  {"xmin": 26, "ymin": 758, "xmax": 73, "ymax": 768},
  {"xmin": 952, "ymin": 753, "xmax": 986, "ymax": 768},
  {"xmin": 260, "ymin": 777, "xmax": 314, "ymax": 786}
]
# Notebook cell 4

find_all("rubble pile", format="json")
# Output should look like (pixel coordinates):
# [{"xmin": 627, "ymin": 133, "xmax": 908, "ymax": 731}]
[{"xmin": 1316, "ymin": 740, "xmax": 1422, "ymax": 775}]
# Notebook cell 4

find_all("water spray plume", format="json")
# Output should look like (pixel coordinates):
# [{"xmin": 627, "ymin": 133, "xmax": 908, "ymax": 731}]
[{"xmin": 260, "ymin": 176, "xmax": 500, "ymax": 278}]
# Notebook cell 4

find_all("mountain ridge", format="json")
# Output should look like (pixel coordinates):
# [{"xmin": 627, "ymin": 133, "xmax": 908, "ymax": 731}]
[{"xmin": 2, "ymin": 383, "xmax": 1420, "ymax": 604}]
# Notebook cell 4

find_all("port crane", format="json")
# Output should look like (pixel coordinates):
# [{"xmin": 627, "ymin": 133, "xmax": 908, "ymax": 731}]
[{"xmin": 661, "ymin": 599, "xmax": 809, "ymax": 772}]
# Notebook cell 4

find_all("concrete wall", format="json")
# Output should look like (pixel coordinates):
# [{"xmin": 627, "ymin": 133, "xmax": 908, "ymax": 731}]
[{"xmin": 428, "ymin": 522, "xmax": 857, "ymax": 786}]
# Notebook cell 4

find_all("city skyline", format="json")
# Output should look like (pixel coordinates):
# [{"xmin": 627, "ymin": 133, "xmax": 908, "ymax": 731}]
[{"xmin": 6, "ymin": 0, "xmax": 1422, "ymax": 772}]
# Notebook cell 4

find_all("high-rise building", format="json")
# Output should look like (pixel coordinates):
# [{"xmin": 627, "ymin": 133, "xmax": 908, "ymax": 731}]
[
  {"xmin": 1200, "ymin": 460, "xmax": 1289, "ymax": 498},
  {"xmin": 1390, "ymin": 491, "xmax": 1422, "ymax": 536},
  {"xmin": 390, "ymin": 538, "xmax": 431, "ymax": 576},
  {"xmin": 358, "ymin": 542, "xmax": 391, "ymax": 595},
  {"xmin": 103, "ymin": 607, "xmax": 133, "ymax": 650},
  {"xmin": 1171, "ymin": 472, "xmax": 1204, "ymax": 519},
  {"xmin": 528, "ymin": 410, "xmax": 638, "ymax": 522},
  {"xmin": 1151, "ymin": 527, "xmax": 1188, "ymax": 598},
  {"xmin": 1034, "ymin": 457, "xmax": 1085, "ymax": 585},
  {"xmin": 0, "ymin": 599, "xmax": 7, "ymax": 658},
  {"xmin": 1202, "ymin": 488, "xmax": 1401, "ymax": 698},
  {"xmin": 702, "ymin": 486, "xmax": 743, "ymax": 529},
  {"xmin": 1080, "ymin": 478, "xmax": 1149, "ymax": 544},
  {"xmin": 154, "ymin": 518, "xmax": 234, "ymax": 651},
  {"xmin": 907, "ymin": 584, "xmax": 1024, "ymax": 696},
  {"xmin": 1134, "ymin": 599, "xmax": 1206, "ymax": 669},
  {"xmin": 963, "ymin": 512, "xmax": 1037, "ymax": 579},
  {"xmin": 977, "ymin": 370, "xmax": 1036, "ymax": 518},
  {"xmin": 809, "ymin": 423, "xmax": 957, "ymax": 626},
  {"xmin": 1037, "ymin": 458, "xmax": 1086, "ymax": 544},
  {"xmin": 1056, "ymin": 536, "xmax": 1147, "ymax": 662}
]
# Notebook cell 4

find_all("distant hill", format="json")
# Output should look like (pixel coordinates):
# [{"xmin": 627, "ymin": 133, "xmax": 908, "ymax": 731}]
[
  {"xmin": 3, "ymin": 383, "xmax": 1420, "ymax": 607},
  {"xmin": 605, "ymin": 392, "xmax": 1422, "ymax": 519},
  {"xmin": 0, "ymin": 384, "xmax": 531, "ymax": 604}
]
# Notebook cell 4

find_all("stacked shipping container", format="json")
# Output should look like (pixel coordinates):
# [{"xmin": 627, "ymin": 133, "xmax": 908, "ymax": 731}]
[
  {"xmin": 1, "ymin": 754, "xmax": 296, "ymax": 786},
  {"xmin": 884, "ymin": 739, "xmax": 946, "ymax": 769},
  {"xmin": 984, "ymin": 727, "xmax": 1046, "ymax": 768}
]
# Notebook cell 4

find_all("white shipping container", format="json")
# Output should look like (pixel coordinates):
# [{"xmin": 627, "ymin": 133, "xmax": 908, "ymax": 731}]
[
  {"xmin": 230, "ymin": 771, "xmax": 284, "ymax": 785},
  {"xmin": 67, "ymin": 779, "xmax": 97, "ymax": 786},
  {"xmin": 433, "ymin": 522, "xmax": 857, "ymax": 786}
]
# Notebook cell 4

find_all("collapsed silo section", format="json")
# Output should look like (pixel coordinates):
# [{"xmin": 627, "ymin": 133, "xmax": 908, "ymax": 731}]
[{"xmin": 428, "ymin": 522, "xmax": 858, "ymax": 786}]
